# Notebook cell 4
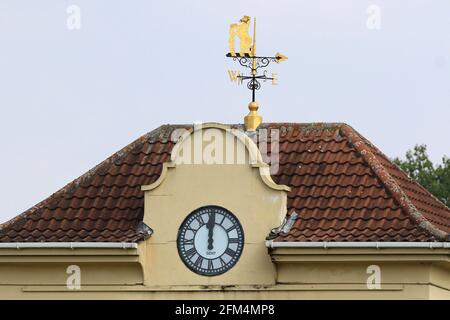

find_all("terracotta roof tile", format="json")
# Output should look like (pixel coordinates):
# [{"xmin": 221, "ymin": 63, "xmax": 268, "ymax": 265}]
[{"xmin": 0, "ymin": 123, "xmax": 449, "ymax": 242}]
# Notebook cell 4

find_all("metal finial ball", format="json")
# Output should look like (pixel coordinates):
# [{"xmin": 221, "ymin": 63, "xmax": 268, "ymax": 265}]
[{"xmin": 248, "ymin": 101, "xmax": 259, "ymax": 111}]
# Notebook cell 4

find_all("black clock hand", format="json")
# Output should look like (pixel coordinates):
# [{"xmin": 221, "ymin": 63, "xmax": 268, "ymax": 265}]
[{"xmin": 207, "ymin": 212, "xmax": 215, "ymax": 250}]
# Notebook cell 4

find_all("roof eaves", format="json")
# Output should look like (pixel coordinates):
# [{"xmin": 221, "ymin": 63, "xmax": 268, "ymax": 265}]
[{"xmin": 266, "ymin": 240, "xmax": 450, "ymax": 249}]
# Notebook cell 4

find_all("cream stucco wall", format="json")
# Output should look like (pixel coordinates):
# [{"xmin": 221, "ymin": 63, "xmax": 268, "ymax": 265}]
[{"xmin": 0, "ymin": 246, "xmax": 448, "ymax": 299}]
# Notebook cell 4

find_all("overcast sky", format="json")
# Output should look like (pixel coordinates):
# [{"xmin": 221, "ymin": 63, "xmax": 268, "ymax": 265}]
[{"xmin": 0, "ymin": 0, "xmax": 449, "ymax": 223}]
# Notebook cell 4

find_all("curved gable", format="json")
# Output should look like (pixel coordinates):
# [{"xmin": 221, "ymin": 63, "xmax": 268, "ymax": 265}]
[{"xmin": 141, "ymin": 123, "xmax": 289, "ymax": 193}]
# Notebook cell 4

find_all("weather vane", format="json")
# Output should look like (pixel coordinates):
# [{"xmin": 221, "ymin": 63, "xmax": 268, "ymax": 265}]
[{"xmin": 227, "ymin": 15, "xmax": 287, "ymax": 131}]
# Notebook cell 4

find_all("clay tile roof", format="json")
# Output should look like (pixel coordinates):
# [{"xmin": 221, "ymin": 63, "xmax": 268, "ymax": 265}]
[{"xmin": 0, "ymin": 123, "xmax": 449, "ymax": 243}]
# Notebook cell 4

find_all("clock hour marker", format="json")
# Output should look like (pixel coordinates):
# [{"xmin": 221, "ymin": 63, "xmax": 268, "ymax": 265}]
[
  {"xmin": 194, "ymin": 256, "xmax": 203, "ymax": 268},
  {"xmin": 185, "ymin": 247, "xmax": 196, "ymax": 258},
  {"xmin": 226, "ymin": 225, "xmax": 236, "ymax": 232},
  {"xmin": 195, "ymin": 215, "xmax": 205, "ymax": 226},
  {"xmin": 225, "ymin": 248, "xmax": 236, "ymax": 257},
  {"xmin": 186, "ymin": 226, "xmax": 198, "ymax": 233}
]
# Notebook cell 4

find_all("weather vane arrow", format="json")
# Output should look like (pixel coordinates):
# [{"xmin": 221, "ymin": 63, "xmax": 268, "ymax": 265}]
[{"xmin": 226, "ymin": 15, "xmax": 288, "ymax": 131}]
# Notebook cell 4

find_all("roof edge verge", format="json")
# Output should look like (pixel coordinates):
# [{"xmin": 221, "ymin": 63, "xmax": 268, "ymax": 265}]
[{"xmin": 340, "ymin": 124, "xmax": 448, "ymax": 241}]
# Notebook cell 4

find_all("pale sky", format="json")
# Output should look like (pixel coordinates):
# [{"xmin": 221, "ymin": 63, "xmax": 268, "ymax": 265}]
[{"xmin": 0, "ymin": 0, "xmax": 449, "ymax": 223}]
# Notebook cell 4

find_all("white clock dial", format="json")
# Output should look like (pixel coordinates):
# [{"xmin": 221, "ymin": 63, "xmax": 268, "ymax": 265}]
[{"xmin": 177, "ymin": 206, "xmax": 244, "ymax": 276}]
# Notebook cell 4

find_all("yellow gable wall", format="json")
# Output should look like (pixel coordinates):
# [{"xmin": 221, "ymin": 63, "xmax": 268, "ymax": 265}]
[{"xmin": 139, "ymin": 124, "xmax": 290, "ymax": 286}]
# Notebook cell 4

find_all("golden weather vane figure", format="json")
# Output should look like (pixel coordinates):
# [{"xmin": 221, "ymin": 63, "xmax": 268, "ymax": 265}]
[
  {"xmin": 229, "ymin": 15, "xmax": 252, "ymax": 56},
  {"xmin": 226, "ymin": 16, "xmax": 288, "ymax": 131}
]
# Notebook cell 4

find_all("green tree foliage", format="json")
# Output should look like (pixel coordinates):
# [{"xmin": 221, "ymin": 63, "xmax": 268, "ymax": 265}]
[{"xmin": 393, "ymin": 145, "xmax": 450, "ymax": 207}]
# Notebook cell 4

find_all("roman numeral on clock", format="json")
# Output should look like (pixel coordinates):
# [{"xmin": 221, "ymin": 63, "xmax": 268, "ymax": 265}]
[
  {"xmin": 195, "ymin": 215, "xmax": 205, "ymax": 225},
  {"xmin": 226, "ymin": 225, "xmax": 236, "ymax": 232},
  {"xmin": 225, "ymin": 248, "xmax": 236, "ymax": 257},
  {"xmin": 194, "ymin": 256, "xmax": 203, "ymax": 268},
  {"xmin": 186, "ymin": 226, "xmax": 198, "ymax": 233},
  {"xmin": 185, "ymin": 247, "xmax": 196, "ymax": 258}
]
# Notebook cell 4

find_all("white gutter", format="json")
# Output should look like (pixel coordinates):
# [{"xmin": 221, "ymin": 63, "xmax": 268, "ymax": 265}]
[
  {"xmin": 0, "ymin": 242, "xmax": 138, "ymax": 249},
  {"xmin": 266, "ymin": 241, "xmax": 450, "ymax": 249}
]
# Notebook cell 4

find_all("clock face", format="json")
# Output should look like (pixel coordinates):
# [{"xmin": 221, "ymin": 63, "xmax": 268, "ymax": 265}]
[{"xmin": 177, "ymin": 206, "xmax": 244, "ymax": 276}]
